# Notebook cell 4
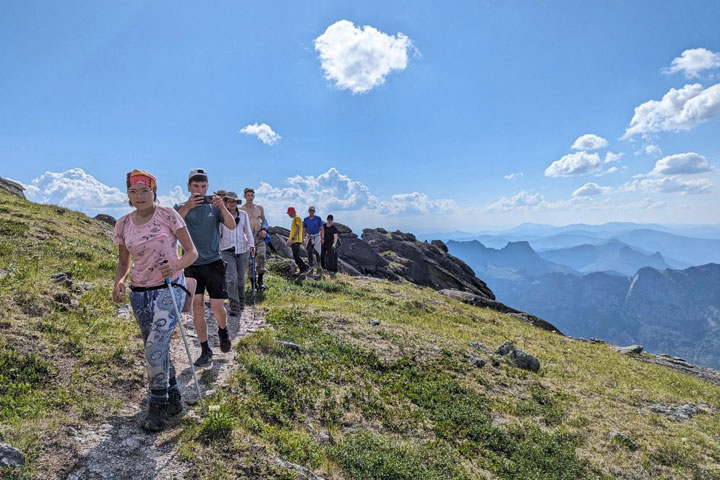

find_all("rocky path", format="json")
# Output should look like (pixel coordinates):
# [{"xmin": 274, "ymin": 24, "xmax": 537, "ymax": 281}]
[{"xmin": 65, "ymin": 305, "xmax": 267, "ymax": 480}]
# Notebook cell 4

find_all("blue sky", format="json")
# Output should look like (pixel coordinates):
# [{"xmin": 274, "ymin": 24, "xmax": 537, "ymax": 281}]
[{"xmin": 2, "ymin": 0, "xmax": 719, "ymax": 232}]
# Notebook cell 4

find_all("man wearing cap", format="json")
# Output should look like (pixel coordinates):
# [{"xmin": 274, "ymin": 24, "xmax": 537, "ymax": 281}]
[
  {"xmin": 303, "ymin": 206, "xmax": 323, "ymax": 273},
  {"xmin": 240, "ymin": 188, "xmax": 268, "ymax": 290},
  {"xmin": 286, "ymin": 207, "xmax": 308, "ymax": 274},
  {"xmin": 219, "ymin": 191, "xmax": 254, "ymax": 316},
  {"xmin": 175, "ymin": 168, "xmax": 236, "ymax": 366}
]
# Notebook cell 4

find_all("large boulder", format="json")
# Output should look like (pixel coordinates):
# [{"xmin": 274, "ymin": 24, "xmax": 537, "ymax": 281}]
[
  {"xmin": 0, "ymin": 442, "xmax": 25, "ymax": 469},
  {"xmin": 362, "ymin": 228, "xmax": 494, "ymax": 298},
  {"xmin": 93, "ymin": 214, "xmax": 116, "ymax": 226},
  {"xmin": 0, "ymin": 177, "xmax": 25, "ymax": 198}
]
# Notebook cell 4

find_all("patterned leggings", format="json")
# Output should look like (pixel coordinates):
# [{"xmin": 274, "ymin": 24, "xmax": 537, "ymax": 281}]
[{"xmin": 129, "ymin": 275, "xmax": 186, "ymax": 404}]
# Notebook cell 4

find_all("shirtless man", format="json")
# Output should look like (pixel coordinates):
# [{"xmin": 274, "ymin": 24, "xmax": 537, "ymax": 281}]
[{"xmin": 240, "ymin": 187, "xmax": 268, "ymax": 290}]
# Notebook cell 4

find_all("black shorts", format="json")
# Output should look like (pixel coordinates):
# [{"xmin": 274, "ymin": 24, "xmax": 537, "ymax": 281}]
[{"xmin": 184, "ymin": 259, "xmax": 228, "ymax": 299}]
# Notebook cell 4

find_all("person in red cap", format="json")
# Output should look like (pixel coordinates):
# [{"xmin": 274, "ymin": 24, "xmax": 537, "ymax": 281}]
[
  {"xmin": 112, "ymin": 169, "xmax": 199, "ymax": 431},
  {"xmin": 286, "ymin": 207, "xmax": 308, "ymax": 274}
]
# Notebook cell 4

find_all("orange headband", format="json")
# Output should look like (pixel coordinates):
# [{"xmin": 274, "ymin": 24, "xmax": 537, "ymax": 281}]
[{"xmin": 126, "ymin": 169, "xmax": 157, "ymax": 191}]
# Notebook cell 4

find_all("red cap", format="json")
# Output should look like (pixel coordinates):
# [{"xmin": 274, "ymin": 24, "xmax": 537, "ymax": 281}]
[{"xmin": 287, "ymin": 207, "xmax": 296, "ymax": 215}]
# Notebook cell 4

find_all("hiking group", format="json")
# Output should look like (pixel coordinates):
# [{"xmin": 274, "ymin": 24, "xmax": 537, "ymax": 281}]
[{"xmin": 112, "ymin": 168, "xmax": 340, "ymax": 432}]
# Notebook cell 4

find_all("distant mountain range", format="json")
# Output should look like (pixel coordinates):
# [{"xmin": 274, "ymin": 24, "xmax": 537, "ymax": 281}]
[
  {"xmin": 420, "ymin": 222, "xmax": 720, "ymax": 269},
  {"xmin": 446, "ymin": 238, "xmax": 720, "ymax": 369}
]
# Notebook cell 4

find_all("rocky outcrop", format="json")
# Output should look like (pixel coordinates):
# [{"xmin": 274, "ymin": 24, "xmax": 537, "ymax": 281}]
[
  {"xmin": 362, "ymin": 228, "xmax": 494, "ymax": 298},
  {"xmin": 0, "ymin": 177, "xmax": 25, "ymax": 198},
  {"xmin": 439, "ymin": 289, "xmax": 562, "ymax": 334},
  {"xmin": 93, "ymin": 214, "xmax": 116, "ymax": 226}
]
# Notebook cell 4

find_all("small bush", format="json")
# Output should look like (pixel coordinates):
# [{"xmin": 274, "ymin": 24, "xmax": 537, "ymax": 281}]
[{"xmin": 198, "ymin": 410, "xmax": 235, "ymax": 442}]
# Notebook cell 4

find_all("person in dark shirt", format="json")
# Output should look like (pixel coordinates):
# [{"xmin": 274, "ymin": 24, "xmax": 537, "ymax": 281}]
[{"xmin": 321, "ymin": 215, "xmax": 339, "ymax": 274}]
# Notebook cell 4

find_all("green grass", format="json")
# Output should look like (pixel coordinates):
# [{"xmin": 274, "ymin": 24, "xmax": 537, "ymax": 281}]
[
  {"xmin": 0, "ymin": 190, "xmax": 142, "ymax": 478},
  {"xmin": 4, "ymin": 189, "xmax": 720, "ymax": 479}
]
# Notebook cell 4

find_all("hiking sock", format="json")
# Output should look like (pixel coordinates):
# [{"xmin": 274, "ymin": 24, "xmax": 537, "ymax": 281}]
[
  {"xmin": 150, "ymin": 388, "xmax": 168, "ymax": 405},
  {"xmin": 168, "ymin": 376, "xmax": 178, "ymax": 390}
]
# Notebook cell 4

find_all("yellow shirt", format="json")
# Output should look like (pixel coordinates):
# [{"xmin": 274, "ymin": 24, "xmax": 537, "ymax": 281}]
[{"xmin": 289, "ymin": 215, "xmax": 303, "ymax": 243}]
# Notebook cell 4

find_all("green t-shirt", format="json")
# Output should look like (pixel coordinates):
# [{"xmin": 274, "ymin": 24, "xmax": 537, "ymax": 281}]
[{"xmin": 174, "ymin": 203, "xmax": 224, "ymax": 265}]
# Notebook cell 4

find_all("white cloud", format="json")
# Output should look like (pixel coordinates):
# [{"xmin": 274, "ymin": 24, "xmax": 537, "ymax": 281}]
[
  {"xmin": 18, "ymin": 168, "xmax": 186, "ymax": 217},
  {"xmin": 649, "ymin": 152, "xmax": 712, "ymax": 176},
  {"xmin": 504, "ymin": 171, "xmax": 524, "ymax": 180},
  {"xmin": 378, "ymin": 192, "xmax": 456, "ymax": 215},
  {"xmin": 641, "ymin": 144, "xmax": 662, "ymax": 156},
  {"xmin": 622, "ymin": 83, "xmax": 720, "ymax": 139},
  {"xmin": 620, "ymin": 176, "xmax": 712, "ymax": 195},
  {"xmin": 604, "ymin": 151, "xmax": 623, "ymax": 164},
  {"xmin": 571, "ymin": 134, "xmax": 608, "ymax": 151},
  {"xmin": 158, "ymin": 186, "xmax": 188, "ymax": 207},
  {"xmin": 544, "ymin": 151, "xmax": 602, "ymax": 177},
  {"xmin": 314, "ymin": 20, "xmax": 415, "ymax": 94},
  {"xmin": 484, "ymin": 190, "xmax": 545, "ymax": 212},
  {"xmin": 602, "ymin": 166, "xmax": 619, "ymax": 175},
  {"xmin": 256, "ymin": 167, "xmax": 453, "ymax": 218},
  {"xmin": 239, "ymin": 123, "xmax": 281, "ymax": 145},
  {"xmin": 572, "ymin": 182, "xmax": 611, "ymax": 197},
  {"xmin": 663, "ymin": 48, "xmax": 720, "ymax": 78}
]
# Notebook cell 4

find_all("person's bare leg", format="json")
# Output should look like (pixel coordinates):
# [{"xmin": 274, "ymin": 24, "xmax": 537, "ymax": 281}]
[
  {"xmin": 192, "ymin": 294, "xmax": 208, "ymax": 343},
  {"xmin": 210, "ymin": 298, "xmax": 227, "ymax": 330}
]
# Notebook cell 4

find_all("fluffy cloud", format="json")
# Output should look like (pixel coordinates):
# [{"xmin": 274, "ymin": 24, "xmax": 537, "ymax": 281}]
[
  {"xmin": 544, "ymin": 151, "xmax": 602, "ymax": 177},
  {"xmin": 622, "ymin": 83, "xmax": 720, "ymax": 139},
  {"xmin": 484, "ymin": 190, "xmax": 545, "ymax": 212},
  {"xmin": 256, "ymin": 168, "xmax": 453, "ymax": 218},
  {"xmin": 18, "ymin": 168, "xmax": 186, "ymax": 217},
  {"xmin": 649, "ymin": 152, "xmax": 712, "ymax": 176},
  {"xmin": 571, "ymin": 134, "xmax": 608, "ymax": 151},
  {"xmin": 314, "ymin": 20, "xmax": 415, "ymax": 94},
  {"xmin": 604, "ymin": 152, "xmax": 623, "ymax": 164},
  {"xmin": 620, "ymin": 176, "xmax": 712, "ymax": 195},
  {"xmin": 639, "ymin": 144, "xmax": 662, "ymax": 156},
  {"xmin": 572, "ymin": 182, "xmax": 611, "ymax": 197},
  {"xmin": 663, "ymin": 48, "xmax": 720, "ymax": 78},
  {"xmin": 239, "ymin": 123, "xmax": 281, "ymax": 145},
  {"xmin": 504, "ymin": 171, "xmax": 524, "ymax": 180}
]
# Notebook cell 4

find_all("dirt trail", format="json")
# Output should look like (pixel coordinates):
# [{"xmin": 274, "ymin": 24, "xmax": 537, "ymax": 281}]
[{"xmin": 65, "ymin": 305, "xmax": 267, "ymax": 480}]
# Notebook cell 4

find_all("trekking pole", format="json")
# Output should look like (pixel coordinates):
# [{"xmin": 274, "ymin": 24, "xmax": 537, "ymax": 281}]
[
  {"xmin": 161, "ymin": 262, "xmax": 206, "ymax": 414},
  {"xmin": 251, "ymin": 254, "xmax": 256, "ymax": 307}
]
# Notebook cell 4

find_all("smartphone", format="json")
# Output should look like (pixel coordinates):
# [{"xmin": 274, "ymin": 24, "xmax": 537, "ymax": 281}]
[{"xmin": 199, "ymin": 195, "xmax": 213, "ymax": 204}]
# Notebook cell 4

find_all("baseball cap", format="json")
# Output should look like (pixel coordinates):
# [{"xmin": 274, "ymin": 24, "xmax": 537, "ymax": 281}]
[
  {"xmin": 188, "ymin": 168, "xmax": 208, "ymax": 181},
  {"xmin": 287, "ymin": 207, "xmax": 296, "ymax": 215},
  {"xmin": 308, "ymin": 206, "xmax": 316, "ymax": 211}
]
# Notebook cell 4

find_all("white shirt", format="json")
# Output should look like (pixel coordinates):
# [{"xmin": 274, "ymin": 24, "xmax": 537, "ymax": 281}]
[{"xmin": 219, "ymin": 208, "xmax": 255, "ymax": 254}]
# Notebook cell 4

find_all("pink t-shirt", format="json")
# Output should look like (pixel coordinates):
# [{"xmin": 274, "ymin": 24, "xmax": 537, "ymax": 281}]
[{"xmin": 113, "ymin": 206, "xmax": 186, "ymax": 287}]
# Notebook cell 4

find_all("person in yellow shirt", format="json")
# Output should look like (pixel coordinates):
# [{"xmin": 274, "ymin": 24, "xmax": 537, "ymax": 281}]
[{"xmin": 286, "ymin": 207, "xmax": 308, "ymax": 274}]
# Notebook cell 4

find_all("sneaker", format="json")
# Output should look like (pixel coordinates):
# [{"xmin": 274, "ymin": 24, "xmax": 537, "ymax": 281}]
[
  {"xmin": 194, "ymin": 349, "xmax": 213, "ymax": 366},
  {"xmin": 167, "ymin": 388, "xmax": 182, "ymax": 416},
  {"xmin": 218, "ymin": 328, "xmax": 231, "ymax": 353},
  {"xmin": 141, "ymin": 403, "xmax": 168, "ymax": 432}
]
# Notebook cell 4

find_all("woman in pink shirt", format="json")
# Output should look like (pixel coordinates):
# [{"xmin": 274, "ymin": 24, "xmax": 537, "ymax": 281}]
[{"xmin": 112, "ymin": 169, "xmax": 198, "ymax": 432}]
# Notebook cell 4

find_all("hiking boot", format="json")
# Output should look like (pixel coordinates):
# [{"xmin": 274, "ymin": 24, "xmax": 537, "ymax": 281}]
[
  {"xmin": 228, "ymin": 301, "xmax": 241, "ymax": 317},
  {"xmin": 167, "ymin": 388, "xmax": 182, "ymax": 417},
  {"xmin": 194, "ymin": 349, "xmax": 213, "ymax": 367},
  {"xmin": 218, "ymin": 327, "xmax": 231, "ymax": 353},
  {"xmin": 141, "ymin": 402, "xmax": 168, "ymax": 432},
  {"xmin": 258, "ymin": 274, "xmax": 266, "ymax": 290}
]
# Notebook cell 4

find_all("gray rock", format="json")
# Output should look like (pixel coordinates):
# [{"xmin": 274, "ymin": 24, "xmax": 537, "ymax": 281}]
[
  {"xmin": 277, "ymin": 340, "xmax": 302, "ymax": 352},
  {"xmin": 431, "ymin": 240, "xmax": 448, "ymax": 253},
  {"xmin": 608, "ymin": 431, "xmax": 639, "ymax": 451},
  {"xmin": 50, "ymin": 271, "xmax": 74, "ymax": 287},
  {"xmin": 0, "ymin": 442, "xmax": 25, "ymax": 469},
  {"xmin": 93, "ymin": 214, "xmax": 116, "ymax": 226},
  {"xmin": 368, "ymin": 318, "xmax": 380, "ymax": 327},
  {"xmin": 275, "ymin": 458, "xmax": 326, "ymax": 480},
  {"xmin": 495, "ymin": 341, "xmax": 540, "ymax": 372},
  {"xmin": 0, "ymin": 177, "xmax": 25, "ymax": 198},
  {"xmin": 614, "ymin": 345, "xmax": 644, "ymax": 355},
  {"xmin": 466, "ymin": 354, "xmax": 486, "ymax": 368},
  {"xmin": 468, "ymin": 341, "xmax": 493, "ymax": 354},
  {"xmin": 66, "ymin": 426, "xmax": 78, "ymax": 436},
  {"xmin": 646, "ymin": 403, "xmax": 711, "ymax": 422}
]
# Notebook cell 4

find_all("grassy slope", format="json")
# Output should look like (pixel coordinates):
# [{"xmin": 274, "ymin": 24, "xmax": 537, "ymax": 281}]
[
  {"xmin": 1, "ymin": 189, "xmax": 720, "ymax": 479},
  {"xmin": 0, "ymin": 190, "xmax": 145, "ymax": 479}
]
